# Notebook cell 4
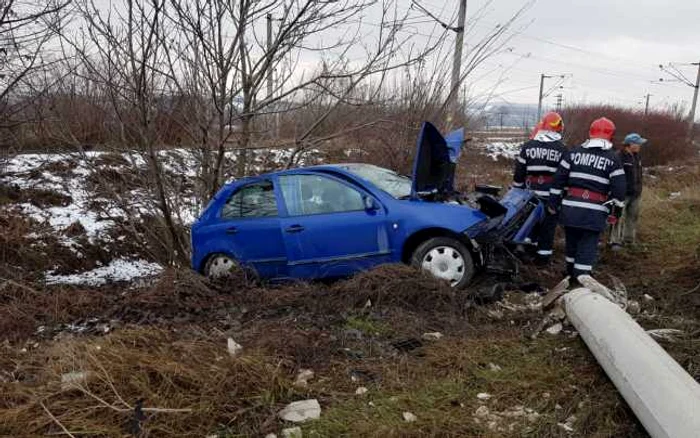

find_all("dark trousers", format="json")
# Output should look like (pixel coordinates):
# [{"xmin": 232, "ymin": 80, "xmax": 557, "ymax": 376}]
[
  {"xmin": 536, "ymin": 208, "xmax": 559, "ymax": 258},
  {"xmin": 564, "ymin": 227, "xmax": 600, "ymax": 278}
]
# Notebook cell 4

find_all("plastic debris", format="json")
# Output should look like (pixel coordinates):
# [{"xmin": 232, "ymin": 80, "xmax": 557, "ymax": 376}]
[{"xmin": 278, "ymin": 399, "xmax": 321, "ymax": 423}]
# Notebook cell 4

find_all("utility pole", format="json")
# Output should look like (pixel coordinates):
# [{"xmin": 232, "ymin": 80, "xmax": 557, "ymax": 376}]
[
  {"xmin": 536, "ymin": 74, "xmax": 551, "ymax": 120},
  {"xmin": 644, "ymin": 93, "xmax": 651, "ymax": 116},
  {"xmin": 688, "ymin": 62, "xmax": 700, "ymax": 138},
  {"xmin": 446, "ymin": 0, "xmax": 467, "ymax": 129},
  {"xmin": 555, "ymin": 93, "xmax": 563, "ymax": 112},
  {"xmin": 266, "ymin": 13, "xmax": 279, "ymax": 138}
]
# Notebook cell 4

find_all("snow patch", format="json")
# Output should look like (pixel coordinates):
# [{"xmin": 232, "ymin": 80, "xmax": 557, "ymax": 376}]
[{"xmin": 45, "ymin": 259, "xmax": 162, "ymax": 286}]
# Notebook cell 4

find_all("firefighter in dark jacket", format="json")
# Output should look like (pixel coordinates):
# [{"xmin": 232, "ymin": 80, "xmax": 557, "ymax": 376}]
[
  {"xmin": 610, "ymin": 132, "xmax": 646, "ymax": 249},
  {"xmin": 548, "ymin": 117, "xmax": 626, "ymax": 281},
  {"xmin": 513, "ymin": 111, "xmax": 567, "ymax": 265}
]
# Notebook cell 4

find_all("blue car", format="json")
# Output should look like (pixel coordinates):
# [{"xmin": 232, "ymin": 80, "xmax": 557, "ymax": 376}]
[{"xmin": 191, "ymin": 122, "xmax": 543, "ymax": 288}]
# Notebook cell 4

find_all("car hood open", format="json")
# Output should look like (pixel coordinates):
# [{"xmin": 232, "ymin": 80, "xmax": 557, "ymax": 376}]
[{"xmin": 410, "ymin": 121, "xmax": 464, "ymax": 198}]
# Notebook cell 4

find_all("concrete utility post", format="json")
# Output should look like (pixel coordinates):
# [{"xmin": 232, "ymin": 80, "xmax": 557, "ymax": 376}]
[
  {"xmin": 266, "ymin": 13, "xmax": 273, "ymax": 100},
  {"xmin": 644, "ymin": 93, "xmax": 651, "ymax": 116},
  {"xmin": 536, "ymin": 74, "xmax": 551, "ymax": 120},
  {"xmin": 446, "ymin": 0, "xmax": 467, "ymax": 129},
  {"xmin": 688, "ymin": 62, "xmax": 700, "ymax": 139}
]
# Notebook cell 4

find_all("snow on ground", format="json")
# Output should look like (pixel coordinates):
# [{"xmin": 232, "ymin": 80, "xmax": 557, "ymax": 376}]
[
  {"xmin": 480, "ymin": 142, "xmax": 521, "ymax": 161},
  {"xmin": 44, "ymin": 258, "xmax": 163, "ymax": 286},
  {"xmin": 1, "ymin": 147, "xmax": 316, "ymax": 286}
]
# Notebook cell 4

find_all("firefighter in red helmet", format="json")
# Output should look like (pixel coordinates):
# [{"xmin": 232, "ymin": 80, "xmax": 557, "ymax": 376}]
[
  {"xmin": 548, "ymin": 117, "xmax": 627, "ymax": 283},
  {"xmin": 513, "ymin": 111, "xmax": 567, "ymax": 265}
]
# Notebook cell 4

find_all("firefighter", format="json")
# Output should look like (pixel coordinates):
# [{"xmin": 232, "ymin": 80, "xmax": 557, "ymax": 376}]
[
  {"xmin": 548, "ymin": 117, "xmax": 626, "ymax": 281},
  {"xmin": 610, "ymin": 132, "xmax": 647, "ymax": 249},
  {"xmin": 513, "ymin": 111, "xmax": 567, "ymax": 265}
]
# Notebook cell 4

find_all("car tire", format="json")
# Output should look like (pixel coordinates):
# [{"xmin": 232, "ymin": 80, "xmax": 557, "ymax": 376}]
[
  {"xmin": 411, "ymin": 237, "xmax": 475, "ymax": 289},
  {"xmin": 203, "ymin": 254, "xmax": 240, "ymax": 279}
]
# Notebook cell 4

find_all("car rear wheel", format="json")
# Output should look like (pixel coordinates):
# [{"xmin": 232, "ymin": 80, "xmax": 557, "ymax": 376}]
[
  {"xmin": 411, "ymin": 237, "xmax": 475, "ymax": 289},
  {"xmin": 204, "ymin": 254, "xmax": 238, "ymax": 278}
]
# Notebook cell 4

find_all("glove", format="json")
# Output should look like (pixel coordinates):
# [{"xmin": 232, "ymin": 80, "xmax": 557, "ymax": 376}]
[{"xmin": 607, "ymin": 215, "xmax": 618, "ymax": 225}]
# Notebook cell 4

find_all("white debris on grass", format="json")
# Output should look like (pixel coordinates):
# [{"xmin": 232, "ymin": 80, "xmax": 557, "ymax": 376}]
[
  {"xmin": 545, "ymin": 323, "xmax": 563, "ymax": 335},
  {"xmin": 294, "ymin": 369, "xmax": 314, "ymax": 387},
  {"xmin": 281, "ymin": 427, "xmax": 302, "ymax": 438},
  {"xmin": 44, "ymin": 259, "xmax": 162, "ymax": 286},
  {"xmin": 402, "ymin": 411, "xmax": 417, "ymax": 422},
  {"xmin": 60, "ymin": 370, "xmax": 92, "ymax": 390},
  {"xmin": 421, "ymin": 332, "xmax": 443, "ymax": 341},
  {"xmin": 278, "ymin": 399, "xmax": 321, "ymax": 423},
  {"xmin": 355, "ymin": 387, "xmax": 368, "ymax": 395},
  {"xmin": 227, "ymin": 338, "xmax": 243, "ymax": 356},
  {"xmin": 476, "ymin": 392, "xmax": 492, "ymax": 401},
  {"xmin": 488, "ymin": 363, "xmax": 502, "ymax": 372}
]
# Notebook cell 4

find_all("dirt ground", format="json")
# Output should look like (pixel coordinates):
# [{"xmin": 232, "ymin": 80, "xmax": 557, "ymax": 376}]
[{"xmin": 0, "ymin": 157, "xmax": 699, "ymax": 437}]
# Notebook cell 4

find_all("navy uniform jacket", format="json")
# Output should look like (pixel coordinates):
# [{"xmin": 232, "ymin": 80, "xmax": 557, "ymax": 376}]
[
  {"xmin": 513, "ymin": 131, "xmax": 567, "ymax": 198},
  {"xmin": 549, "ymin": 139, "xmax": 626, "ymax": 232},
  {"xmin": 618, "ymin": 150, "xmax": 643, "ymax": 198}
]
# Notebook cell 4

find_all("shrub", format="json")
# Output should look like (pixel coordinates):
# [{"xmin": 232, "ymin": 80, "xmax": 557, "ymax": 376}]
[{"xmin": 559, "ymin": 105, "xmax": 695, "ymax": 165}]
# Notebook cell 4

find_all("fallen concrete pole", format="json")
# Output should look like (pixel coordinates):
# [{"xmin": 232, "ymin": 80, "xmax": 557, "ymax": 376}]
[{"xmin": 564, "ymin": 288, "xmax": 700, "ymax": 438}]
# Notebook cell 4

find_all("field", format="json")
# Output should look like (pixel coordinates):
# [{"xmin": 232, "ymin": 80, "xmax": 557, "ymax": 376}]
[{"xmin": 1, "ymin": 142, "xmax": 699, "ymax": 437}]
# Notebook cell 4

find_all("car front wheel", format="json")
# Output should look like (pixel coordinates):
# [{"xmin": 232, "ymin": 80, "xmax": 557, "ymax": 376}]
[{"xmin": 411, "ymin": 237, "xmax": 475, "ymax": 289}]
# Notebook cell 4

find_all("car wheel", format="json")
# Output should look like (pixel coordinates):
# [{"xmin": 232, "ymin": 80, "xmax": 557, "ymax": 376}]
[
  {"xmin": 411, "ymin": 237, "xmax": 475, "ymax": 289},
  {"xmin": 204, "ymin": 254, "xmax": 239, "ymax": 278}
]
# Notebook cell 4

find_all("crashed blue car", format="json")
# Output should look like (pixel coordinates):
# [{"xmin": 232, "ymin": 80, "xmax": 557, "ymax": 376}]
[{"xmin": 191, "ymin": 122, "xmax": 544, "ymax": 288}]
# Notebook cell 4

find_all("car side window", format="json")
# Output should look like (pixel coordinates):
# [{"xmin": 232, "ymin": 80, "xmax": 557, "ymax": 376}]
[
  {"xmin": 221, "ymin": 180, "xmax": 278, "ymax": 219},
  {"xmin": 279, "ymin": 174, "xmax": 365, "ymax": 216}
]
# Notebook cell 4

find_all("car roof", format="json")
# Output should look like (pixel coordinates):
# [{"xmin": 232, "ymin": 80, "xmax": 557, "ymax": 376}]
[{"xmin": 222, "ymin": 163, "xmax": 372, "ymax": 187}]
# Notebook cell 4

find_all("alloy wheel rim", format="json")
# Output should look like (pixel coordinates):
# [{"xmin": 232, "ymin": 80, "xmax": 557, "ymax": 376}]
[{"xmin": 421, "ymin": 246, "xmax": 465, "ymax": 286}]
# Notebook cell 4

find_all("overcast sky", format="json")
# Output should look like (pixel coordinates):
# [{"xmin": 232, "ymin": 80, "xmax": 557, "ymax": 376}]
[{"xmin": 396, "ymin": 0, "xmax": 700, "ymax": 117}]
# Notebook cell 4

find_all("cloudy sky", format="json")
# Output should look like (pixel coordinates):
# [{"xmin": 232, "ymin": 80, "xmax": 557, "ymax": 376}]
[{"xmin": 389, "ymin": 0, "xmax": 699, "ymax": 117}]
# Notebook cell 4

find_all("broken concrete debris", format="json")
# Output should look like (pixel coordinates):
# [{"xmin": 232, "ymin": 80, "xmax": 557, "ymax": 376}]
[
  {"xmin": 476, "ymin": 392, "xmax": 492, "ymax": 401},
  {"xmin": 355, "ymin": 387, "xmax": 368, "ymax": 395},
  {"xmin": 278, "ymin": 399, "xmax": 321, "ymax": 423},
  {"xmin": 545, "ymin": 322, "xmax": 563, "ymax": 335},
  {"xmin": 402, "ymin": 411, "xmax": 417, "ymax": 422},
  {"xmin": 293, "ymin": 369, "xmax": 314, "ymax": 387},
  {"xmin": 488, "ymin": 363, "xmax": 502, "ymax": 372},
  {"xmin": 227, "ymin": 338, "xmax": 243, "ymax": 356},
  {"xmin": 421, "ymin": 332, "xmax": 443, "ymax": 341}
]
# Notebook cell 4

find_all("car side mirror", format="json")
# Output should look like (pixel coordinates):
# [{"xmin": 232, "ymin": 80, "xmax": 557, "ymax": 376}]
[{"xmin": 363, "ymin": 195, "xmax": 379, "ymax": 211}]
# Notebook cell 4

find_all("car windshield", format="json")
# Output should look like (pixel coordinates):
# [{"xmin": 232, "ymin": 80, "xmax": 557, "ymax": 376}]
[{"xmin": 338, "ymin": 163, "xmax": 412, "ymax": 199}]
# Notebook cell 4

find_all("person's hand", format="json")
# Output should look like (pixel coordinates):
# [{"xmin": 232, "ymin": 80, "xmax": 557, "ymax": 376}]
[
  {"xmin": 547, "ymin": 205, "xmax": 557, "ymax": 215},
  {"xmin": 607, "ymin": 215, "xmax": 618, "ymax": 225}
]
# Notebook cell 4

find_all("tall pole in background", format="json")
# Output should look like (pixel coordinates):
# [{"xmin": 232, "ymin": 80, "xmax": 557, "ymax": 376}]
[
  {"xmin": 447, "ymin": 0, "xmax": 467, "ymax": 129},
  {"xmin": 644, "ymin": 93, "xmax": 651, "ymax": 116},
  {"xmin": 536, "ymin": 74, "xmax": 550, "ymax": 120},
  {"xmin": 687, "ymin": 62, "xmax": 700, "ymax": 140},
  {"xmin": 555, "ymin": 93, "xmax": 563, "ymax": 112},
  {"xmin": 266, "ymin": 13, "xmax": 280, "ymax": 138}
]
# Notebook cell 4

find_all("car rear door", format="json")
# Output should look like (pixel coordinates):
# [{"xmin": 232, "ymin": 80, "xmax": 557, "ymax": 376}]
[
  {"xmin": 277, "ymin": 173, "xmax": 392, "ymax": 279},
  {"xmin": 203, "ymin": 179, "xmax": 287, "ymax": 279}
]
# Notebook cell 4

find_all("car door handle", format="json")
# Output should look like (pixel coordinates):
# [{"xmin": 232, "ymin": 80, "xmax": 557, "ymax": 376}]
[
  {"xmin": 285, "ymin": 224, "xmax": 305, "ymax": 233},
  {"xmin": 225, "ymin": 226, "xmax": 238, "ymax": 235}
]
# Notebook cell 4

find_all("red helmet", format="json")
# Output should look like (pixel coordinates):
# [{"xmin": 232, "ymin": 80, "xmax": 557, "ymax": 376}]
[
  {"xmin": 589, "ymin": 117, "xmax": 616, "ymax": 141},
  {"xmin": 529, "ymin": 120, "xmax": 544, "ymax": 139},
  {"xmin": 541, "ymin": 111, "xmax": 564, "ymax": 132}
]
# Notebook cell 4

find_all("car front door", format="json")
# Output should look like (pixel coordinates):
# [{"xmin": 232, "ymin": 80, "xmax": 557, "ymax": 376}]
[
  {"xmin": 206, "ymin": 179, "xmax": 287, "ymax": 279},
  {"xmin": 277, "ymin": 173, "xmax": 392, "ymax": 279}
]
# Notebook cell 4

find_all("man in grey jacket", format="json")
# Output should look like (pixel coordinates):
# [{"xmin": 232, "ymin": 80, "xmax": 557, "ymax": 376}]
[{"xmin": 610, "ymin": 133, "xmax": 646, "ymax": 249}]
